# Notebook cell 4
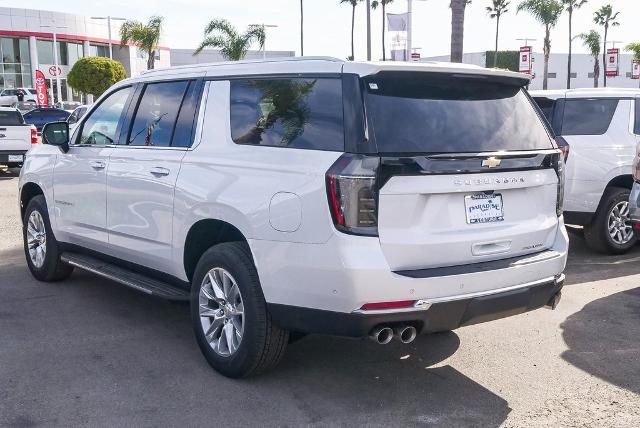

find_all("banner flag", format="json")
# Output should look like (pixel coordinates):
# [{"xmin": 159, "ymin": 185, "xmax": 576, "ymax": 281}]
[
  {"xmin": 387, "ymin": 13, "xmax": 408, "ymax": 32},
  {"xmin": 35, "ymin": 70, "xmax": 48, "ymax": 106},
  {"xmin": 519, "ymin": 46, "xmax": 532, "ymax": 74},
  {"xmin": 606, "ymin": 48, "xmax": 619, "ymax": 77}
]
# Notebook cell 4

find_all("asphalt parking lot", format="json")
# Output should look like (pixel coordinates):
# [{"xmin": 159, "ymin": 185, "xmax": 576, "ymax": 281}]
[{"xmin": 1, "ymin": 167, "xmax": 639, "ymax": 427}]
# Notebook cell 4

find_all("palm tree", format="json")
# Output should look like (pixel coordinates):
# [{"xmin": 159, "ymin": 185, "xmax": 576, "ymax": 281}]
[
  {"xmin": 341, "ymin": 0, "xmax": 362, "ymax": 60},
  {"xmin": 562, "ymin": 0, "xmax": 587, "ymax": 89},
  {"xmin": 372, "ymin": 0, "xmax": 394, "ymax": 61},
  {"xmin": 486, "ymin": 0, "xmax": 510, "ymax": 68},
  {"xmin": 300, "ymin": 0, "xmax": 304, "ymax": 56},
  {"xmin": 450, "ymin": 0, "xmax": 471, "ymax": 63},
  {"xmin": 119, "ymin": 16, "xmax": 163, "ymax": 70},
  {"xmin": 517, "ymin": 0, "xmax": 563, "ymax": 90},
  {"xmin": 594, "ymin": 4, "xmax": 620, "ymax": 87},
  {"xmin": 193, "ymin": 19, "xmax": 265, "ymax": 61},
  {"xmin": 625, "ymin": 43, "xmax": 640, "ymax": 88},
  {"xmin": 579, "ymin": 30, "xmax": 601, "ymax": 88}
]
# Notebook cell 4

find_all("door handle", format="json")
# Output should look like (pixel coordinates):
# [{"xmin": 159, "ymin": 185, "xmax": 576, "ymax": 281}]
[
  {"xmin": 89, "ymin": 160, "xmax": 106, "ymax": 170},
  {"xmin": 150, "ymin": 166, "xmax": 170, "ymax": 177}
]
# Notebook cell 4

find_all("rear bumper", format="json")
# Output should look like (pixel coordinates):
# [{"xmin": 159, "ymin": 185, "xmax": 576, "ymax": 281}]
[
  {"xmin": 0, "ymin": 150, "xmax": 27, "ymax": 164},
  {"xmin": 251, "ymin": 218, "xmax": 568, "ymax": 315},
  {"xmin": 268, "ymin": 275, "xmax": 564, "ymax": 337}
]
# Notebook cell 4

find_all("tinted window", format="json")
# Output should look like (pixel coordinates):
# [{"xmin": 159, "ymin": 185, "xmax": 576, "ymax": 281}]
[
  {"xmin": 28, "ymin": 89, "xmax": 37, "ymax": 95},
  {"xmin": 79, "ymin": 87, "xmax": 132, "ymax": 145},
  {"xmin": 533, "ymin": 97, "xmax": 557, "ymax": 124},
  {"xmin": 230, "ymin": 78, "xmax": 344, "ymax": 151},
  {"xmin": 635, "ymin": 99, "xmax": 640, "ymax": 135},
  {"xmin": 0, "ymin": 110, "xmax": 24, "ymax": 125},
  {"xmin": 2, "ymin": 89, "xmax": 17, "ymax": 96},
  {"xmin": 172, "ymin": 81, "xmax": 201, "ymax": 148},
  {"xmin": 128, "ymin": 81, "xmax": 189, "ymax": 146},
  {"xmin": 561, "ymin": 99, "xmax": 618, "ymax": 136},
  {"xmin": 365, "ymin": 74, "xmax": 553, "ymax": 154}
]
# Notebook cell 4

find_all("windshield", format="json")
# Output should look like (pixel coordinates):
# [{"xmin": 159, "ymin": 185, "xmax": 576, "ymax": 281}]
[
  {"xmin": 364, "ymin": 73, "xmax": 553, "ymax": 154},
  {"xmin": 0, "ymin": 110, "xmax": 24, "ymax": 125}
]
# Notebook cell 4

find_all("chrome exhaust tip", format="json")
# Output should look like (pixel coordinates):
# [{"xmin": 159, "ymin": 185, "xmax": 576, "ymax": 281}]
[
  {"xmin": 394, "ymin": 325, "xmax": 417, "ymax": 344},
  {"xmin": 546, "ymin": 291, "xmax": 562, "ymax": 310},
  {"xmin": 370, "ymin": 326, "xmax": 394, "ymax": 344}
]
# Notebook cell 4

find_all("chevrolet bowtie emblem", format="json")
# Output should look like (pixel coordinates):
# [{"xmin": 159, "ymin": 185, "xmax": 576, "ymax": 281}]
[{"xmin": 482, "ymin": 157, "xmax": 501, "ymax": 168}]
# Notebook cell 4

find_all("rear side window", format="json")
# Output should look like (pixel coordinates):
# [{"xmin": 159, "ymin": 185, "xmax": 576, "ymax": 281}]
[
  {"xmin": 364, "ymin": 73, "xmax": 553, "ymax": 154},
  {"xmin": 533, "ymin": 97, "xmax": 557, "ymax": 124},
  {"xmin": 230, "ymin": 78, "xmax": 344, "ymax": 151},
  {"xmin": 128, "ymin": 80, "xmax": 190, "ymax": 147},
  {"xmin": 0, "ymin": 110, "xmax": 24, "ymax": 125},
  {"xmin": 561, "ymin": 98, "xmax": 618, "ymax": 136}
]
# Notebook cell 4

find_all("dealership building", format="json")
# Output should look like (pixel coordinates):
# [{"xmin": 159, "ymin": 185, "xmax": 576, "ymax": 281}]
[{"xmin": 0, "ymin": 7, "xmax": 171, "ymax": 103}]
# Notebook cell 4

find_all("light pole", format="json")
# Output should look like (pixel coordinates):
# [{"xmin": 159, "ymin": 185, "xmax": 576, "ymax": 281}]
[
  {"xmin": 40, "ymin": 23, "xmax": 67, "ymax": 105},
  {"xmin": 250, "ymin": 24, "xmax": 278, "ymax": 59},
  {"xmin": 366, "ymin": 0, "xmax": 372, "ymax": 61},
  {"xmin": 406, "ymin": 0, "xmax": 428, "ymax": 62},
  {"xmin": 91, "ymin": 16, "xmax": 127, "ymax": 59}
]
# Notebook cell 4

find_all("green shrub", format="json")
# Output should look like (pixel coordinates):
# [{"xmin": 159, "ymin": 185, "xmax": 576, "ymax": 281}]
[
  {"xmin": 67, "ymin": 56, "xmax": 127, "ymax": 97},
  {"xmin": 485, "ymin": 51, "xmax": 520, "ymax": 72}
]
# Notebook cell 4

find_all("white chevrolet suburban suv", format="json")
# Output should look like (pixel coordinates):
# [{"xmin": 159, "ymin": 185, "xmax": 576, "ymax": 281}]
[
  {"xmin": 532, "ymin": 89, "xmax": 640, "ymax": 254},
  {"xmin": 19, "ymin": 58, "xmax": 568, "ymax": 377}
]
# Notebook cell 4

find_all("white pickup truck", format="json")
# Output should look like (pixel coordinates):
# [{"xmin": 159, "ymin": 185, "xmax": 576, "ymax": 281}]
[{"xmin": 0, "ymin": 107, "xmax": 36, "ymax": 168}]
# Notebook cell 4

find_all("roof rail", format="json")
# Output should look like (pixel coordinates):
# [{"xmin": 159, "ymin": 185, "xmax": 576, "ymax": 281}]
[{"xmin": 141, "ymin": 56, "xmax": 344, "ymax": 75}]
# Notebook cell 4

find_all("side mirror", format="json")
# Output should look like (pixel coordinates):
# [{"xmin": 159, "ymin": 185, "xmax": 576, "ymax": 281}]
[
  {"xmin": 42, "ymin": 121, "xmax": 70, "ymax": 153},
  {"xmin": 67, "ymin": 115, "xmax": 77, "ymax": 124}
]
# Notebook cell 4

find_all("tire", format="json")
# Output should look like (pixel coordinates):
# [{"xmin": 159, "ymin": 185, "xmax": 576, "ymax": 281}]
[
  {"xmin": 584, "ymin": 187, "xmax": 636, "ymax": 255},
  {"xmin": 23, "ymin": 195, "xmax": 74, "ymax": 281},
  {"xmin": 190, "ymin": 242, "xmax": 288, "ymax": 378}
]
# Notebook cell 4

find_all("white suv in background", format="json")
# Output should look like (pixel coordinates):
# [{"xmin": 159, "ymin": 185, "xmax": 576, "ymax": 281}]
[
  {"xmin": 19, "ymin": 58, "xmax": 568, "ymax": 377},
  {"xmin": 532, "ymin": 89, "xmax": 640, "ymax": 254}
]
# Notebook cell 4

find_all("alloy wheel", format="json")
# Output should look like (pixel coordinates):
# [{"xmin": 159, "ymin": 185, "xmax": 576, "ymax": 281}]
[
  {"xmin": 199, "ymin": 267, "xmax": 245, "ymax": 357},
  {"xmin": 26, "ymin": 210, "xmax": 47, "ymax": 268},
  {"xmin": 608, "ymin": 201, "xmax": 633, "ymax": 245}
]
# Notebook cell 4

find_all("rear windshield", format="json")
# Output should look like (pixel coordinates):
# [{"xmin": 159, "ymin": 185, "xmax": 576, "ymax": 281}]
[
  {"xmin": 364, "ymin": 73, "xmax": 553, "ymax": 154},
  {"xmin": 0, "ymin": 110, "xmax": 24, "ymax": 125}
]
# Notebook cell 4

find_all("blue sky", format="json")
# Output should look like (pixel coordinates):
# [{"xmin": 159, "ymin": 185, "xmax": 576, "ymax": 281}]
[{"xmin": 11, "ymin": 0, "xmax": 640, "ymax": 59}]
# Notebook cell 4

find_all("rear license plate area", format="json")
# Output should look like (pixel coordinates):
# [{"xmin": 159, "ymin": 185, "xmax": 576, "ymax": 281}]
[{"xmin": 464, "ymin": 193, "xmax": 504, "ymax": 224}]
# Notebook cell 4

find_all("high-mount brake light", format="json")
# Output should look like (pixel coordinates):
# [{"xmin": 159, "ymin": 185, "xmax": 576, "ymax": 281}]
[{"xmin": 326, "ymin": 154, "xmax": 380, "ymax": 236}]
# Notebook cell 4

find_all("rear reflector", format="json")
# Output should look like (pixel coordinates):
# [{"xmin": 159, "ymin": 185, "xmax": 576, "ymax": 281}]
[{"xmin": 360, "ymin": 300, "xmax": 416, "ymax": 311}]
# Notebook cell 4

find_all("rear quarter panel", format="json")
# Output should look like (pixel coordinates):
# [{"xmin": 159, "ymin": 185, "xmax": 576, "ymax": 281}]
[{"xmin": 171, "ymin": 80, "xmax": 342, "ymax": 281}]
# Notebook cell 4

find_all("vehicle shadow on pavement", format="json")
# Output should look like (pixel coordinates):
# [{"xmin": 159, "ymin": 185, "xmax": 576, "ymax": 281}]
[
  {"xmin": 0, "ymin": 246, "xmax": 511, "ymax": 427},
  {"xmin": 262, "ymin": 334, "xmax": 511, "ymax": 426},
  {"xmin": 560, "ymin": 286, "xmax": 640, "ymax": 396},
  {"xmin": 564, "ymin": 228, "xmax": 640, "ymax": 286}
]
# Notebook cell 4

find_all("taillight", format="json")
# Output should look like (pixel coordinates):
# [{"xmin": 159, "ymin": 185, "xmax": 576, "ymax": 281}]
[
  {"xmin": 556, "ymin": 136, "xmax": 569, "ymax": 162},
  {"xmin": 30, "ymin": 126, "xmax": 38, "ymax": 144},
  {"xmin": 552, "ymin": 152, "xmax": 565, "ymax": 217},
  {"xmin": 326, "ymin": 154, "xmax": 380, "ymax": 236}
]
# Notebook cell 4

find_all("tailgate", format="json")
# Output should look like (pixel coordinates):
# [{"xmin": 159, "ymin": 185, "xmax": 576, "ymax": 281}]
[
  {"xmin": 378, "ymin": 168, "xmax": 559, "ymax": 271},
  {"xmin": 0, "ymin": 126, "xmax": 31, "ymax": 151}
]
